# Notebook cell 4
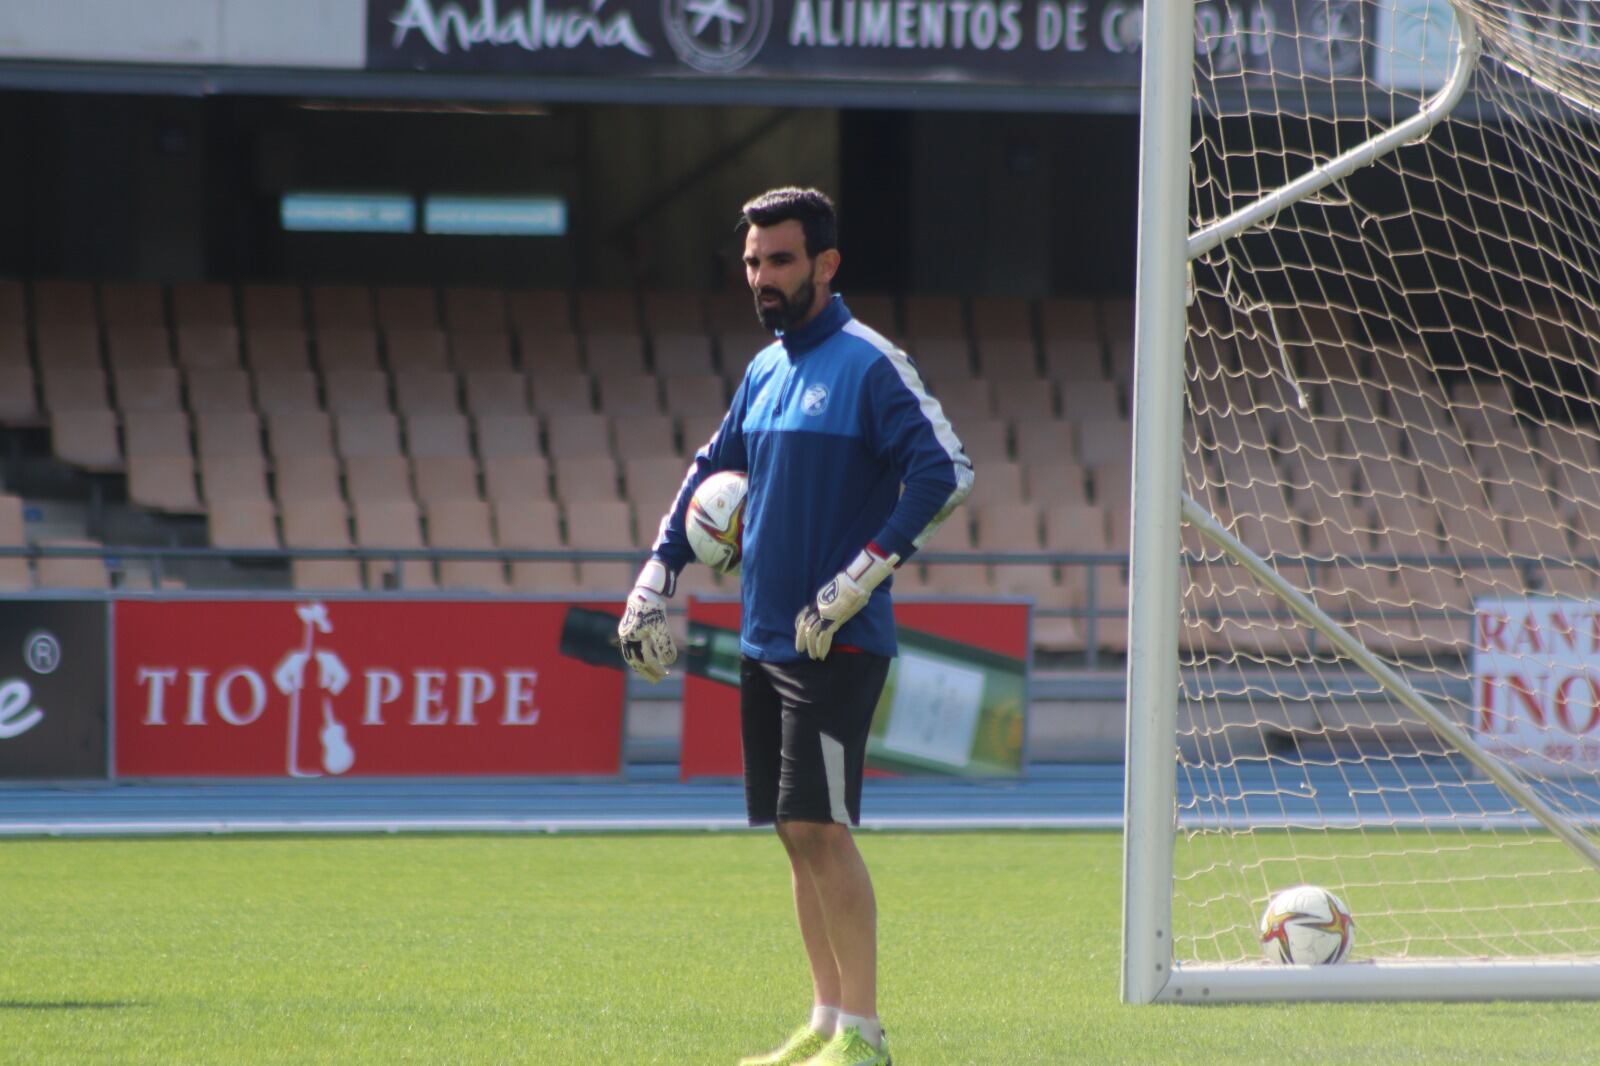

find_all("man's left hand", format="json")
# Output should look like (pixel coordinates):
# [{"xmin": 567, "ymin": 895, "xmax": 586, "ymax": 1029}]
[{"xmin": 795, "ymin": 545, "xmax": 899, "ymax": 660}]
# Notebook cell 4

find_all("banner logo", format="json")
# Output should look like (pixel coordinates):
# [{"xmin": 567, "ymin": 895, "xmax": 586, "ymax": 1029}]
[
  {"xmin": 24, "ymin": 630, "xmax": 60, "ymax": 675},
  {"xmin": 663, "ymin": 0, "xmax": 772, "ymax": 71}
]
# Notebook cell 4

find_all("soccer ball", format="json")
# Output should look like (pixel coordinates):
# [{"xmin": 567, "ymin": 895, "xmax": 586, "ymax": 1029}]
[
  {"xmin": 1259, "ymin": 884, "xmax": 1354, "ymax": 965},
  {"xmin": 685, "ymin": 470, "xmax": 747, "ymax": 577}
]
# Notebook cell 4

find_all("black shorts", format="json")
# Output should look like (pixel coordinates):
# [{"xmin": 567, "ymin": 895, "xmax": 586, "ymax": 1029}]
[{"xmin": 740, "ymin": 653, "xmax": 892, "ymax": 827}]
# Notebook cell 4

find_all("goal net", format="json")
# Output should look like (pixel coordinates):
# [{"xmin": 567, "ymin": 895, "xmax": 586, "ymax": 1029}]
[{"xmin": 1128, "ymin": 0, "xmax": 1600, "ymax": 1000}]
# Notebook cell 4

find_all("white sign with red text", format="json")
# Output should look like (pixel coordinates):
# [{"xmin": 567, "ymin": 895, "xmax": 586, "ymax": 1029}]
[{"xmin": 1473, "ymin": 598, "xmax": 1600, "ymax": 774}]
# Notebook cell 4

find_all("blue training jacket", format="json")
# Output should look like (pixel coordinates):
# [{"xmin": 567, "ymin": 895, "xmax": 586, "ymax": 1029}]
[{"xmin": 651, "ymin": 294, "xmax": 975, "ymax": 662}]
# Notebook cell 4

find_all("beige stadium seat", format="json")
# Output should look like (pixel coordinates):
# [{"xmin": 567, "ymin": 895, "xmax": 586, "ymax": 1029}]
[
  {"xmin": 0, "ymin": 495, "xmax": 30, "ymax": 589},
  {"xmin": 36, "ymin": 539, "xmax": 109, "ymax": 589},
  {"xmin": 967, "ymin": 460, "xmax": 1025, "ymax": 508},
  {"xmin": 267, "ymin": 412, "xmax": 335, "ymax": 459},
  {"xmin": 476, "ymin": 413, "xmax": 542, "ymax": 459},
  {"xmin": 596, "ymin": 374, "xmax": 661, "ymax": 416},
  {"xmin": 625, "ymin": 456, "xmax": 691, "ymax": 517},
  {"xmin": 976, "ymin": 339, "xmax": 1040, "ymax": 380},
  {"xmin": 566, "ymin": 499, "xmax": 638, "ymax": 590},
  {"xmin": 496, "ymin": 498, "xmax": 578, "ymax": 592},
  {"xmin": 1042, "ymin": 339, "xmax": 1106, "ymax": 382},
  {"xmin": 323, "ymin": 369, "xmax": 390, "ymax": 417},
  {"xmin": 394, "ymin": 370, "xmax": 460, "ymax": 415},
  {"xmin": 37, "ymin": 324, "xmax": 102, "ymax": 368},
  {"xmin": 708, "ymin": 288, "xmax": 755, "ymax": 333},
  {"xmin": 928, "ymin": 379, "xmax": 992, "ymax": 422},
  {"xmin": 451, "ymin": 331, "xmax": 514, "ymax": 372},
  {"xmin": 172, "ymin": 282, "xmax": 235, "ymax": 327},
  {"xmin": 1014, "ymin": 421, "xmax": 1077, "ymax": 466},
  {"xmin": 1045, "ymin": 502, "xmax": 1110, "ymax": 554},
  {"xmin": 200, "ymin": 454, "xmax": 271, "ymax": 504},
  {"xmin": 444, "ymin": 287, "xmax": 509, "ymax": 333},
  {"xmin": 518, "ymin": 330, "xmax": 583, "ymax": 373},
  {"xmin": 528, "ymin": 372, "xmax": 594, "ymax": 415},
  {"xmin": 978, "ymin": 502, "xmax": 1053, "ymax": 596},
  {"xmin": 464, "ymin": 371, "xmax": 529, "ymax": 416},
  {"xmin": 355, "ymin": 499, "xmax": 436, "ymax": 590},
  {"xmin": 577, "ymin": 290, "xmax": 639, "ymax": 335},
  {"xmin": 33, "ymin": 281, "xmax": 97, "ymax": 324},
  {"xmin": 847, "ymin": 293, "xmax": 899, "ymax": 333},
  {"xmin": 429, "ymin": 498, "xmax": 507, "ymax": 591},
  {"xmin": 386, "ymin": 329, "xmax": 449, "ymax": 372},
  {"xmin": 375, "ymin": 285, "xmax": 439, "ymax": 331},
  {"xmin": 642, "ymin": 290, "xmax": 706, "ymax": 334},
  {"xmin": 310, "ymin": 284, "xmax": 374, "ymax": 330},
  {"xmin": 414, "ymin": 456, "xmax": 481, "ymax": 507},
  {"xmin": 611, "ymin": 413, "xmax": 677, "ymax": 459},
  {"xmin": 0, "ymin": 280, "xmax": 25, "ymax": 323},
  {"xmin": 910, "ymin": 338, "xmax": 973, "ymax": 380},
  {"xmin": 405, "ymin": 413, "xmax": 472, "ymax": 459},
  {"xmin": 106, "ymin": 326, "xmax": 173, "ymax": 368},
  {"xmin": 275, "ymin": 454, "xmax": 342, "ymax": 501},
  {"xmin": 242, "ymin": 284, "xmax": 305, "ymax": 330},
  {"xmin": 1057, "ymin": 378, "xmax": 1122, "ymax": 422},
  {"xmin": 652, "ymin": 334, "xmax": 715, "ymax": 377},
  {"xmin": 919, "ymin": 513, "xmax": 990, "ymax": 595},
  {"xmin": 316, "ymin": 328, "xmax": 380, "ymax": 371},
  {"xmin": 553, "ymin": 455, "xmax": 620, "ymax": 502},
  {"xmin": 679, "ymin": 414, "xmax": 723, "ymax": 455},
  {"xmin": 51, "ymin": 410, "xmax": 121, "ymax": 470},
  {"xmin": 546, "ymin": 413, "xmax": 610, "ymax": 459},
  {"xmin": 335, "ymin": 413, "xmax": 402, "ymax": 458},
  {"xmin": 176, "ymin": 326, "xmax": 241, "ymax": 370},
  {"xmin": 245, "ymin": 328, "xmax": 311, "ymax": 372},
  {"xmin": 993, "ymin": 379, "xmax": 1056, "ymax": 422},
  {"xmin": 128, "ymin": 455, "xmax": 202, "ymax": 512},
  {"xmin": 971, "ymin": 296, "xmax": 1034, "ymax": 342},
  {"xmin": 187, "ymin": 369, "xmax": 253, "ymax": 414},
  {"xmin": 0, "ymin": 324, "xmax": 26, "ymax": 364},
  {"xmin": 113, "ymin": 366, "xmax": 182, "ymax": 412},
  {"xmin": 585, "ymin": 334, "xmax": 648, "ymax": 378},
  {"xmin": 507, "ymin": 288, "xmax": 573, "ymax": 333},
  {"xmin": 0, "ymin": 364, "xmax": 39, "ymax": 424},
  {"xmin": 662, "ymin": 374, "xmax": 726, "ymax": 417},
  {"xmin": 904, "ymin": 295, "xmax": 966, "ymax": 340},
  {"xmin": 282, "ymin": 496, "xmax": 361, "ymax": 590},
  {"xmin": 719, "ymin": 330, "xmax": 771, "ymax": 373},
  {"xmin": 1025, "ymin": 462, "xmax": 1090, "ymax": 506},
  {"xmin": 484, "ymin": 455, "xmax": 550, "ymax": 503},
  {"xmin": 252, "ymin": 369, "xmax": 319, "ymax": 415},
  {"xmin": 124, "ymin": 412, "xmax": 192, "ymax": 458},
  {"xmin": 958, "ymin": 418, "xmax": 1010, "ymax": 464},
  {"xmin": 100, "ymin": 283, "xmax": 165, "ymax": 326},
  {"xmin": 345, "ymin": 455, "xmax": 413, "ymax": 502},
  {"xmin": 194, "ymin": 411, "xmax": 263, "ymax": 460},
  {"xmin": 41, "ymin": 367, "xmax": 109, "ymax": 412},
  {"xmin": 1075, "ymin": 416, "xmax": 1131, "ymax": 469},
  {"xmin": 209, "ymin": 499, "xmax": 279, "ymax": 549}
]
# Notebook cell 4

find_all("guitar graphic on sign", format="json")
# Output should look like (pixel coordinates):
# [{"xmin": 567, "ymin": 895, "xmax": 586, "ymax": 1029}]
[{"xmin": 272, "ymin": 603, "xmax": 355, "ymax": 777}]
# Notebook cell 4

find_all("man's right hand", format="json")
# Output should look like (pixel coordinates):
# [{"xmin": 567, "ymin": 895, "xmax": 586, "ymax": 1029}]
[{"xmin": 617, "ymin": 559, "xmax": 677, "ymax": 683}]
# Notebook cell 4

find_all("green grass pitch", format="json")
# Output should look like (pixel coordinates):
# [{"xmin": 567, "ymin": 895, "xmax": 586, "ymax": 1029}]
[{"xmin": 0, "ymin": 831, "xmax": 1592, "ymax": 1064}]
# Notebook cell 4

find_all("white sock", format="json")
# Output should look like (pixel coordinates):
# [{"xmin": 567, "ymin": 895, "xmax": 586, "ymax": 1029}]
[
  {"xmin": 836, "ymin": 1012, "xmax": 883, "ymax": 1048},
  {"xmin": 809, "ymin": 1004, "xmax": 839, "ymax": 1036}
]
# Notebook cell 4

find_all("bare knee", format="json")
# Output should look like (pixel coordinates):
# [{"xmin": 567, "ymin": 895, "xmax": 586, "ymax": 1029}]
[{"xmin": 777, "ymin": 820, "xmax": 852, "ymax": 864}]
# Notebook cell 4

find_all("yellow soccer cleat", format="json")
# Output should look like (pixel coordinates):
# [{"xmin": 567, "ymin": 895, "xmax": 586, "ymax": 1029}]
[{"xmin": 738, "ymin": 1025, "xmax": 830, "ymax": 1066}]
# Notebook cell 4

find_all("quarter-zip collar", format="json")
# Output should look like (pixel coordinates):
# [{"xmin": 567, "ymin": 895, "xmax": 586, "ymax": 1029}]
[{"xmin": 779, "ymin": 293, "xmax": 851, "ymax": 359}]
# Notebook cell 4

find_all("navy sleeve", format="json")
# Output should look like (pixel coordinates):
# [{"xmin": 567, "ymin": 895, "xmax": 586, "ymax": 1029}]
[
  {"xmin": 649, "ymin": 377, "xmax": 750, "ymax": 576},
  {"xmin": 861, "ymin": 352, "xmax": 975, "ymax": 560}
]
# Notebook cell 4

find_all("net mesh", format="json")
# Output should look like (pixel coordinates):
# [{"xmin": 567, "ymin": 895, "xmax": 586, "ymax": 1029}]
[{"xmin": 1177, "ymin": 0, "xmax": 1600, "ymax": 966}]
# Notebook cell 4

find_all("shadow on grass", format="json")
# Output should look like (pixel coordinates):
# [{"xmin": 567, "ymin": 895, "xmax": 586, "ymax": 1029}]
[{"xmin": 0, "ymin": 1001, "xmax": 140, "ymax": 1010}]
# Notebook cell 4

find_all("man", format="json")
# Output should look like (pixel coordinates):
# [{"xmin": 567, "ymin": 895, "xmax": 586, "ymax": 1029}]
[{"xmin": 617, "ymin": 187, "xmax": 973, "ymax": 1066}]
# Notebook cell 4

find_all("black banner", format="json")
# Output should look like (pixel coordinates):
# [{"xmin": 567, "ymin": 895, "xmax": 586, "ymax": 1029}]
[
  {"xmin": 367, "ymin": 0, "xmax": 1367, "ymax": 88},
  {"xmin": 0, "ymin": 601, "xmax": 108, "ymax": 780}
]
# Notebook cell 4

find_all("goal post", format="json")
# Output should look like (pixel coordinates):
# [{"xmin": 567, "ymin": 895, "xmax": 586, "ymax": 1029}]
[{"xmin": 1124, "ymin": 0, "xmax": 1600, "ymax": 1002}]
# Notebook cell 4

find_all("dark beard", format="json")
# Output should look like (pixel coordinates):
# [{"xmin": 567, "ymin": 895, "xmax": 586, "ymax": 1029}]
[{"xmin": 754, "ymin": 279, "xmax": 815, "ymax": 333}]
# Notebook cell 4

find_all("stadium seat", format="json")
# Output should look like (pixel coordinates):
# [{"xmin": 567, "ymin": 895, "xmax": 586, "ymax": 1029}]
[
  {"xmin": 387, "ymin": 329, "xmax": 450, "ymax": 372},
  {"xmin": 0, "ymin": 495, "xmax": 30, "ymax": 590},
  {"xmin": 927, "ymin": 378, "xmax": 992, "ymax": 421},
  {"xmin": 282, "ymin": 497, "xmax": 360, "ymax": 590},
  {"xmin": 245, "ymin": 328, "xmax": 312, "ymax": 372},
  {"xmin": 545, "ymin": 413, "xmax": 611, "ymax": 459},
  {"xmin": 978, "ymin": 502, "xmax": 1054, "ymax": 600},
  {"xmin": 209, "ymin": 499, "xmax": 279, "ymax": 550},
  {"xmin": 444, "ymin": 287, "xmax": 508, "ymax": 333},
  {"xmin": 966, "ymin": 460, "xmax": 1025, "ymax": 508},
  {"xmin": 355, "ymin": 499, "xmax": 436, "ymax": 590},
  {"xmin": 976, "ymin": 338, "xmax": 1042, "ymax": 381},
  {"xmin": 51, "ymin": 410, "xmax": 121, "ymax": 470},
  {"xmin": 577, "ymin": 289, "xmax": 640, "ymax": 335},
  {"xmin": 41, "ymin": 366, "xmax": 109, "ymax": 412},
  {"xmin": 971, "ymin": 296, "xmax": 1034, "ymax": 341},
  {"xmin": 335, "ymin": 413, "xmax": 402, "ymax": 458},
  {"xmin": 652, "ymin": 334, "xmax": 715, "ymax": 377},
  {"xmin": 624, "ymin": 456, "xmax": 691, "ymax": 518},
  {"xmin": 345, "ymin": 455, "xmax": 413, "ymax": 503},
  {"xmin": 1075, "ymin": 416, "xmax": 1130, "ymax": 468},
  {"xmin": 311, "ymin": 285, "xmax": 375, "ymax": 330},
  {"xmin": 37, "ymin": 324, "xmax": 102, "ymax": 368},
  {"xmin": 404, "ymin": 413, "xmax": 473, "ymax": 458},
  {"xmin": 113, "ymin": 367, "xmax": 181, "ymax": 412},
  {"xmin": 451, "ymin": 331, "xmax": 514, "ymax": 373},
  {"xmin": 317, "ymin": 328, "xmax": 381, "ymax": 372},
  {"xmin": 920, "ymin": 512, "xmax": 990, "ymax": 594},
  {"xmin": 253, "ymin": 369, "xmax": 320, "ymax": 415},
  {"xmin": 0, "ymin": 325, "xmax": 25, "ymax": 365},
  {"xmin": 846, "ymin": 293, "xmax": 898, "ymax": 334},
  {"xmin": 101, "ymin": 282, "xmax": 165, "ymax": 326},
  {"xmin": 429, "ymin": 498, "xmax": 507, "ymax": 591},
  {"xmin": 275, "ymin": 455, "xmax": 342, "ymax": 501},
  {"xmin": 475, "ymin": 413, "xmax": 541, "ymax": 459},
  {"xmin": 1013, "ymin": 421, "xmax": 1076, "ymax": 467},
  {"xmin": 566, "ymin": 499, "xmax": 638, "ymax": 589},
  {"xmin": 193, "ymin": 411, "xmax": 262, "ymax": 462},
  {"xmin": 394, "ymin": 370, "xmax": 461, "ymax": 415},
  {"xmin": 123, "ymin": 412, "xmax": 192, "ymax": 458},
  {"xmin": 496, "ymin": 499, "xmax": 579, "ymax": 593},
  {"xmin": 904, "ymin": 294, "xmax": 966, "ymax": 340},
  {"xmin": 375, "ymin": 285, "xmax": 439, "ymax": 331},
  {"xmin": 33, "ymin": 281, "xmax": 96, "ymax": 324},
  {"xmin": 585, "ymin": 333, "xmax": 648, "ymax": 378},
  {"xmin": 553, "ymin": 455, "xmax": 620, "ymax": 502},
  {"xmin": 679, "ymin": 414, "xmax": 722, "ymax": 455},
  {"xmin": 242, "ymin": 284, "xmax": 305, "ymax": 330},
  {"xmin": 596, "ymin": 374, "xmax": 661, "ymax": 416},
  {"xmin": 719, "ymin": 330, "xmax": 770, "ymax": 375},
  {"xmin": 35, "ymin": 539, "xmax": 109, "ymax": 589},
  {"xmin": 662, "ymin": 374, "xmax": 726, "ymax": 417},
  {"xmin": 267, "ymin": 412, "xmax": 335, "ymax": 459},
  {"xmin": 1057, "ymin": 378, "xmax": 1121, "ymax": 421},
  {"xmin": 176, "ymin": 326, "xmax": 241, "ymax": 370},
  {"xmin": 959, "ymin": 418, "xmax": 1011, "ymax": 463},
  {"xmin": 993, "ymin": 379, "xmax": 1055, "ymax": 422},
  {"xmin": 128, "ymin": 455, "xmax": 202, "ymax": 513},
  {"xmin": 413, "ymin": 456, "xmax": 481, "ymax": 507},
  {"xmin": 528, "ymin": 371, "xmax": 594, "ymax": 415},
  {"xmin": 483, "ymin": 455, "xmax": 550, "ymax": 503},
  {"xmin": 518, "ymin": 330, "xmax": 583, "ymax": 373},
  {"xmin": 172, "ymin": 282, "xmax": 235, "ymax": 327},
  {"xmin": 642, "ymin": 290, "xmax": 707, "ymax": 334},
  {"xmin": 186, "ymin": 369, "xmax": 253, "ymax": 414},
  {"xmin": 200, "ymin": 454, "xmax": 271, "ymax": 504},
  {"xmin": 611, "ymin": 413, "xmax": 677, "ymax": 459},
  {"xmin": 708, "ymin": 288, "xmax": 755, "ymax": 334},
  {"xmin": 0, "ymin": 364, "xmax": 39, "ymax": 424},
  {"xmin": 910, "ymin": 338, "xmax": 973, "ymax": 380},
  {"xmin": 1042, "ymin": 338, "xmax": 1106, "ymax": 382},
  {"xmin": 106, "ymin": 326, "xmax": 173, "ymax": 368},
  {"xmin": 507, "ymin": 288, "xmax": 573, "ymax": 333},
  {"xmin": 0, "ymin": 280, "xmax": 24, "ymax": 323}
]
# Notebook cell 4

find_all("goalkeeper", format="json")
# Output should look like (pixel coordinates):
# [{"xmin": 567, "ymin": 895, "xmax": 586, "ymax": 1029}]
[{"xmin": 619, "ymin": 186, "xmax": 973, "ymax": 1066}]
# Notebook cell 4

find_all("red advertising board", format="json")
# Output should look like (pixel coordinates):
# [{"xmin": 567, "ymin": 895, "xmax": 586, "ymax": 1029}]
[
  {"xmin": 114, "ymin": 599, "xmax": 625, "ymax": 777},
  {"xmin": 681, "ymin": 598, "xmax": 1031, "ymax": 780}
]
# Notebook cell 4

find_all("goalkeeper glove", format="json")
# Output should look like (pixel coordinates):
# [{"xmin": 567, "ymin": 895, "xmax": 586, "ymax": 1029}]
[
  {"xmin": 794, "ymin": 545, "xmax": 900, "ymax": 661},
  {"xmin": 617, "ymin": 559, "xmax": 677, "ymax": 683}
]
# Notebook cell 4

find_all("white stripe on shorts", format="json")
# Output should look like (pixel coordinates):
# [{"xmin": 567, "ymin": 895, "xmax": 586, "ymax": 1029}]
[{"xmin": 819, "ymin": 733, "xmax": 850, "ymax": 824}]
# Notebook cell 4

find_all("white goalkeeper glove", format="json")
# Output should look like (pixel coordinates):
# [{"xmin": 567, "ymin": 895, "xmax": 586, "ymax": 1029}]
[
  {"xmin": 795, "ymin": 545, "xmax": 900, "ymax": 661},
  {"xmin": 618, "ymin": 559, "xmax": 677, "ymax": 683}
]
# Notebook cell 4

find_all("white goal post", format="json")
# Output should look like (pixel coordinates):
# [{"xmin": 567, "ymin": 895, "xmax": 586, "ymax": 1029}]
[{"xmin": 1124, "ymin": 0, "xmax": 1600, "ymax": 1002}]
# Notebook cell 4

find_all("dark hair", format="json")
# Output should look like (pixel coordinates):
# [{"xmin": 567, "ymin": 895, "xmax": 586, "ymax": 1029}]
[{"xmin": 740, "ymin": 187, "xmax": 837, "ymax": 258}]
